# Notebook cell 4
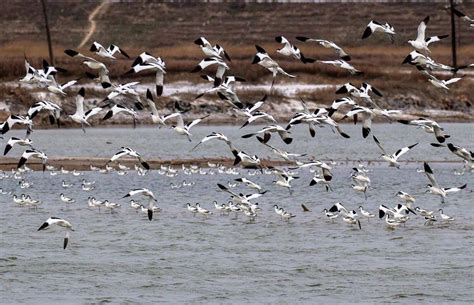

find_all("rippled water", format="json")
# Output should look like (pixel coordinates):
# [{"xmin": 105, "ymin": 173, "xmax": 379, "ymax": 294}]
[{"xmin": 1, "ymin": 123, "xmax": 473, "ymax": 304}]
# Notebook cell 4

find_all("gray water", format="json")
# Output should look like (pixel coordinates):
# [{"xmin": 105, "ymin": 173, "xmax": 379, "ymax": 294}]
[{"xmin": 1, "ymin": 123, "xmax": 473, "ymax": 304}]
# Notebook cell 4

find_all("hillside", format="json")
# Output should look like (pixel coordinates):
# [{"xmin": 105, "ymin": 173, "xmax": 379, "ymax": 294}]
[{"xmin": 0, "ymin": 2, "xmax": 473, "ymax": 123}]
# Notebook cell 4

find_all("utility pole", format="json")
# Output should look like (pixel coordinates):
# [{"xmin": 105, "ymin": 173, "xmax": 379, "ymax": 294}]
[
  {"xmin": 40, "ymin": 0, "xmax": 54, "ymax": 65},
  {"xmin": 450, "ymin": 0, "xmax": 457, "ymax": 68}
]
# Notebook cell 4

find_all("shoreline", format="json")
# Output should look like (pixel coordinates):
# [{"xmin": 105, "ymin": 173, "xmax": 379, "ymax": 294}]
[{"xmin": 0, "ymin": 156, "xmax": 465, "ymax": 171}]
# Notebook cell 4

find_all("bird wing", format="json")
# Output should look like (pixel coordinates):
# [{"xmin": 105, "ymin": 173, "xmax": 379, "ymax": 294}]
[
  {"xmin": 372, "ymin": 135, "xmax": 387, "ymax": 155},
  {"xmin": 416, "ymin": 16, "xmax": 429, "ymax": 42},
  {"xmin": 74, "ymin": 88, "xmax": 85, "ymax": 116},
  {"xmin": 393, "ymin": 143, "xmax": 418, "ymax": 161},
  {"xmin": 423, "ymin": 162, "xmax": 439, "ymax": 188}
]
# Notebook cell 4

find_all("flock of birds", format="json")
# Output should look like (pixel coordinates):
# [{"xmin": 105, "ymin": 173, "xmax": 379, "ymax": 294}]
[{"xmin": 1, "ymin": 12, "xmax": 473, "ymax": 249}]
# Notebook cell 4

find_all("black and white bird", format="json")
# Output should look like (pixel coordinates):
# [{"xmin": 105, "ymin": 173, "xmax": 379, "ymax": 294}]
[
  {"xmin": 318, "ymin": 59, "xmax": 362, "ymax": 75},
  {"xmin": 144, "ymin": 90, "xmax": 180, "ymax": 127},
  {"xmin": 46, "ymin": 78, "xmax": 77, "ymax": 96},
  {"xmin": 230, "ymin": 148, "xmax": 262, "ymax": 169},
  {"xmin": 123, "ymin": 188, "xmax": 156, "ymax": 221},
  {"xmin": 194, "ymin": 37, "xmax": 231, "ymax": 62},
  {"xmin": 102, "ymin": 104, "xmax": 138, "ymax": 127},
  {"xmin": 17, "ymin": 148, "xmax": 48, "ymax": 171},
  {"xmin": 128, "ymin": 52, "xmax": 166, "ymax": 96},
  {"xmin": 191, "ymin": 57, "xmax": 230, "ymax": 87},
  {"xmin": 68, "ymin": 88, "xmax": 102, "ymax": 132},
  {"xmin": 336, "ymin": 82, "xmax": 383, "ymax": 107},
  {"xmin": 453, "ymin": 8, "xmax": 474, "ymax": 27},
  {"xmin": 398, "ymin": 118, "xmax": 448, "ymax": 143},
  {"xmin": 423, "ymin": 162, "xmax": 467, "ymax": 203},
  {"xmin": 64, "ymin": 49, "xmax": 111, "ymax": 84},
  {"xmin": 1, "ymin": 115, "xmax": 33, "ymax": 135},
  {"xmin": 430, "ymin": 143, "xmax": 473, "ymax": 170},
  {"xmin": 361, "ymin": 20, "xmax": 396, "ymax": 43},
  {"xmin": 37, "ymin": 217, "xmax": 74, "ymax": 249},
  {"xmin": 252, "ymin": 45, "xmax": 295, "ymax": 88},
  {"xmin": 171, "ymin": 113, "xmax": 209, "ymax": 142},
  {"xmin": 408, "ymin": 16, "xmax": 448, "ymax": 53},
  {"xmin": 242, "ymin": 124, "xmax": 292, "ymax": 144},
  {"xmin": 196, "ymin": 75, "xmax": 245, "ymax": 108},
  {"xmin": 192, "ymin": 132, "xmax": 231, "ymax": 151},
  {"xmin": 108, "ymin": 147, "xmax": 150, "ymax": 170},
  {"xmin": 90, "ymin": 41, "xmax": 130, "ymax": 59},
  {"xmin": 217, "ymin": 183, "xmax": 266, "ymax": 206},
  {"xmin": 296, "ymin": 36, "xmax": 350, "ymax": 61},
  {"xmin": 373, "ymin": 135, "xmax": 418, "ymax": 168},
  {"xmin": 28, "ymin": 100, "xmax": 62, "ymax": 127},
  {"xmin": 438, "ymin": 209, "xmax": 454, "ymax": 221},
  {"xmin": 275, "ymin": 36, "xmax": 315, "ymax": 64},
  {"xmin": 234, "ymin": 177, "xmax": 263, "ymax": 193},
  {"xmin": 240, "ymin": 110, "xmax": 277, "ymax": 129},
  {"xmin": 4, "ymin": 137, "xmax": 32, "ymax": 156},
  {"xmin": 257, "ymin": 139, "xmax": 306, "ymax": 161}
]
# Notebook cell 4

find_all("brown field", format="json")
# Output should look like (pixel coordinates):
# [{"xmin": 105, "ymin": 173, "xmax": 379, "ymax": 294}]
[{"xmin": 0, "ymin": 2, "xmax": 473, "ymax": 122}]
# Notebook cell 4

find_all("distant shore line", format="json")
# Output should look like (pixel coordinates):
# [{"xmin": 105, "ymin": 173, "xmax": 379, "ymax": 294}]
[{"xmin": 0, "ymin": 157, "xmax": 464, "ymax": 171}]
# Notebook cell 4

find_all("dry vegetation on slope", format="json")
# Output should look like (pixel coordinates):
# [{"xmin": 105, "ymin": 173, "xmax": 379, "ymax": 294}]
[{"xmin": 0, "ymin": 2, "xmax": 472, "ymax": 123}]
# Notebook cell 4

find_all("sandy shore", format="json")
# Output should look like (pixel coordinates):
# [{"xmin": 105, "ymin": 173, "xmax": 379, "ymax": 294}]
[{"xmin": 0, "ymin": 156, "xmax": 464, "ymax": 172}]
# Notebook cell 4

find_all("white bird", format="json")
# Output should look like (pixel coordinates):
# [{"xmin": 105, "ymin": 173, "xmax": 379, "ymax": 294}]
[
  {"xmin": 186, "ymin": 203, "xmax": 198, "ymax": 214},
  {"xmin": 318, "ymin": 59, "xmax": 362, "ymax": 75},
  {"xmin": 1, "ymin": 115, "xmax": 33, "ymax": 135},
  {"xmin": 171, "ymin": 113, "xmax": 209, "ymax": 142},
  {"xmin": 90, "ymin": 41, "xmax": 130, "ymax": 59},
  {"xmin": 361, "ymin": 20, "xmax": 396, "ymax": 43},
  {"xmin": 124, "ymin": 188, "xmax": 157, "ymax": 221},
  {"xmin": 108, "ymin": 147, "xmax": 150, "ymax": 170},
  {"xmin": 230, "ymin": 148, "xmax": 262, "ymax": 169},
  {"xmin": 323, "ymin": 208, "xmax": 339, "ymax": 220},
  {"xmin": 453, "ymin": 8, "xmax": 474, "ymax": 27},
  {"xmin": 408, "ymin": 16, "xmax": 448, "ymax": 53},
  {"xmin": 275, "ymin": 36, "xmax": 315, "ymax": 64},
  {"xmin": 123, "ymin": 188, "xmax": 155, "ymax": 199},
  {"xmin": 4, "ymin": 137, "xmax": 32, "ymax": 156},
  {"xmin": 144, "ymin": 90, "xmax": 180, "ymax": 126},
  {"xmin": 373, "ymin": 135, "xmax": 418, "ymax": 168},
  {"xmin": 68, "ymin": 88, "xmax": 102, "ymax": 132},
  {"xmin": 47, "ymin": 78, "xmax": 77, "ymax": 96},
  {"xmin": 102, "ymin": 104, "xmax": 138, "ymax": 127},
  {"xmin": 217, "ymin": 183, "xmax": 266, "ymax": 206},
  {"xmin": 415, "ymin": 206, "xmax": 434, "ymax": 218},
  {"xmin": 64, "ymin": 49, "xmax": 111, "ymax": 84},
  {"xmin": 359, "ymin": 206, "xmax": 375, "ymax": 220},
  {"xmin": 27, "ymin": 100, "xmax": 62, "ymax": 126},
  {"xmin": 196, "ymin": 75, "xmax": 245, "ymax": 109},
  {"xmin": 194, "ymin": 37, "xmax": 231, "ymax": 62},
  {"xmin": 128, "ymin": 54, "xmax": 166, "ymax": 96},
  {"xmin": 60, "ymin": 193, "xmax": 75, "ymax": 203},
  {"xmin": 234, "ymin": 177, "xmax": 263, "ymax": 192},
  {"xmin": 438, "ymin": 209, "xmax": 454, "ymax": 221},
  {"xmin": 240, "ymin": 110, "xmax": 277, "ymax": 129},
  {"xmin": 104, "ymin": 200, "xmax": 121, "ymax": 212},
  {"xmin": 296, "ymin": 36, "xmax": 351, "ymax": 61},
  {"xmin": 17, "ymin": 149, "xmax": 48, "ymax": 171},
  {"xmin": 258, "ymin": 140, "xmax": 306, "ymax": 162},
  {"xmin": 398, "ymin": 117, "xmax": 448, "ymax": 143},
  {"xmin": 252, "ymin": 45, "xmax": 295, "ymax": 88},
  {"xmin": 191, "ymin": 57, "xmax": 229, "ymax": 87},
  {"xmin": 423, "ymin": 162, "xmax": 467, "ymax": 203},
  {"xmin": 195, "ymin": 203, "xmax": 212, "ymax": 216},
  {"xmin": 242, "ymin": 124, "xmax": 292, "ymax": 145},
  {"xmin": 37, "ymin": 217, "xmax": 74, "ymax": 249},
  {"xmin": 396, "ymin": 191, "xmax": 416, "ymax": 207},
  {"xmin": 426, "ymin": 73, "xmax": 463, "ymax": 91},
  {"xmin": 192, "ymin": 132, "xmax": 231, "ymax": 151}
]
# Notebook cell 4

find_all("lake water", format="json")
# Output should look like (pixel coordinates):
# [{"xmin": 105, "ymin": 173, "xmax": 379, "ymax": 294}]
[{"xmin": 0, "ymin": 123, "xmax": 473, "ymax": 304}]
